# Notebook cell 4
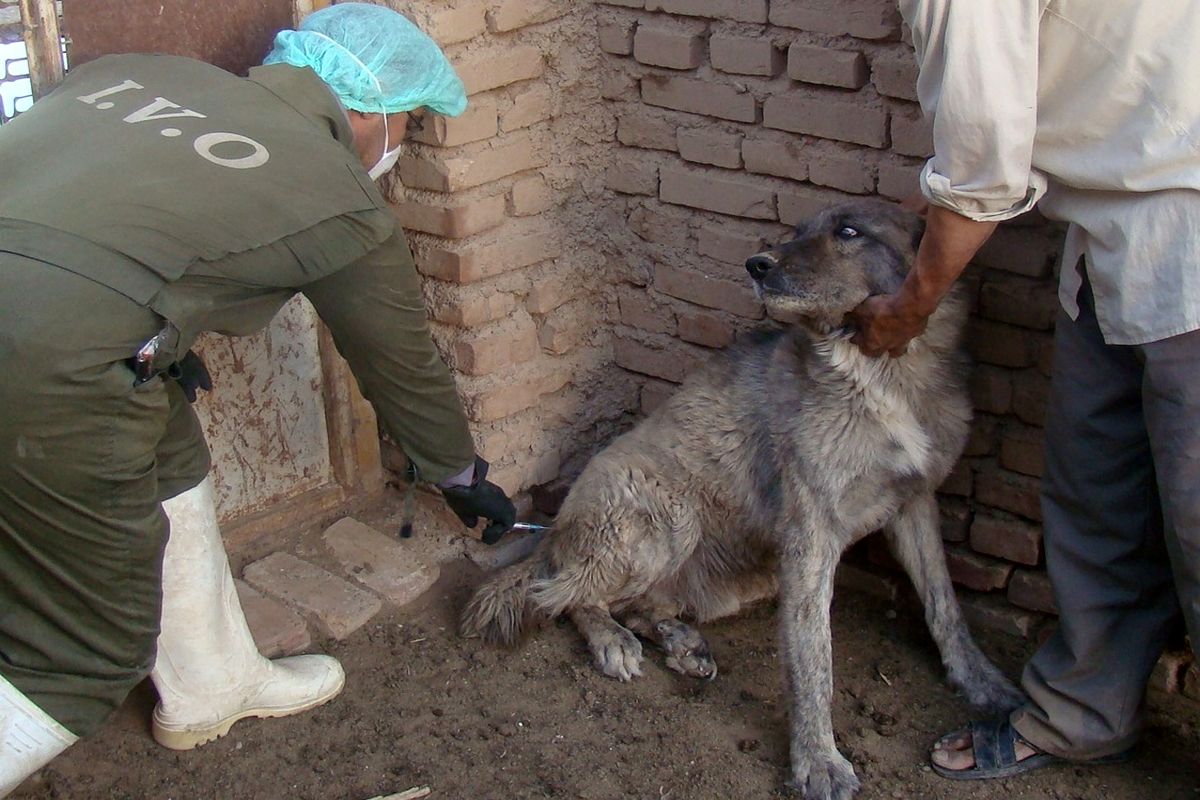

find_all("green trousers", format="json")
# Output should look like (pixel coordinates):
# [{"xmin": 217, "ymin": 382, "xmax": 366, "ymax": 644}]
[{"xmin": 0, "ymin": 253, "xmax": 209, "ymax": 736}]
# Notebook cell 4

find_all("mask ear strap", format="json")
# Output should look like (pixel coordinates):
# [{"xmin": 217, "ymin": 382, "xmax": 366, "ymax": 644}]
[{"xmin": 380, "ymin": 112, "xmax": 390, "ymax": 164}]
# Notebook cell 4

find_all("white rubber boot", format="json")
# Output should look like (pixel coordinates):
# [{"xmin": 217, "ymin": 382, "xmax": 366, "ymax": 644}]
[
  {"xmin": 151, "ymin": 477, "xmax": 345, "ymax": 751},
  {"xmin": 0, "ymin": 673, "xmax": 77, "ymax": 798}
]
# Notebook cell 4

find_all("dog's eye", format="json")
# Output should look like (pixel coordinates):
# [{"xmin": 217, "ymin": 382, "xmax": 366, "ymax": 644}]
[{"xmin": 836, "ymin": 226, "xmax": 860, "ymax": 240}]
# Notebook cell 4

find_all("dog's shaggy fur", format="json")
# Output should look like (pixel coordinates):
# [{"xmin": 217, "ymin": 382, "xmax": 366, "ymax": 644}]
[{"xmin": 461, "ymin": 201, "xmax": 1023, "ymax": 800}]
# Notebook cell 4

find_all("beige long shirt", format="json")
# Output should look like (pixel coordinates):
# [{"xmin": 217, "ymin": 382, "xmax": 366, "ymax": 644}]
[{"xmin": 900, "ymin": 0, "xmax": 1200, "ymax": 345}]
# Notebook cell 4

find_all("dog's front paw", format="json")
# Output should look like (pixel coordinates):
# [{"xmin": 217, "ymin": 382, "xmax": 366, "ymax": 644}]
[
  {"xmin": 786, "ymin": 750, "xmax": 860, "ymax": 800},
  {"xmin": 591, "ymin": 626, "xmax": 644, "ymax": 682},
  {"xmin": 656, "ymin": 620, "xmax": 718, "ymax": 680}
]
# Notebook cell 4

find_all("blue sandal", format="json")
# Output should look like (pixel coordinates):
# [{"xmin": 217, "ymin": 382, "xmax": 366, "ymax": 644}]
[
  {"xmin": 931, "ymin": 718, "xmax": 1058, "ymax": 780},
  {"xmin": 931, "ymin": 718, "xmax": 1132, "ymax": 781}
]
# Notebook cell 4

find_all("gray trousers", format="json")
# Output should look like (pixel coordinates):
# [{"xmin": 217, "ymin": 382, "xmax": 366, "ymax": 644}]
[{"xmin": 1011, "ymin": 269, "xmax": 1200, "ymax": 759}]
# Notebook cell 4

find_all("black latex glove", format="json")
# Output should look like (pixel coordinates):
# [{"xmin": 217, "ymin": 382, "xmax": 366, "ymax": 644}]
[
  {"xmin": 174, "ymin": 350, "xmax": 212, "ymax": 403},
  {"xmin": 440, "ymin": 456, "xmax": 516, "ymax": 545}
]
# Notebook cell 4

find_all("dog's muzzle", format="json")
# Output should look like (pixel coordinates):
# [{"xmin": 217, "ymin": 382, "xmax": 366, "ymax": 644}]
[{"xmin": 745, "ymin": 252, "xmax": 778, "ymax": 281}]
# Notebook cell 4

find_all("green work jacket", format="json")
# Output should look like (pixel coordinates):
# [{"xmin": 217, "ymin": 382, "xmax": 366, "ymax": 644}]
[{"xmin": 0, "ymin": 54, "xmax": 474, "ymax": 483}]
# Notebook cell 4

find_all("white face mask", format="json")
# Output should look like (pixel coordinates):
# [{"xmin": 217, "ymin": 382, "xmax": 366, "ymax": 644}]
[{"xmin": 367, "ymin": 112, "xmax": 402, "ymax": 180}]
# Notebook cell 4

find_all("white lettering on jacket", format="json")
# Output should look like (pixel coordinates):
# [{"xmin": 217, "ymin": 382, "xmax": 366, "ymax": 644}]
[{"xmin": 77, "ymin": 79, "xmax": 271, "ymax": 170}]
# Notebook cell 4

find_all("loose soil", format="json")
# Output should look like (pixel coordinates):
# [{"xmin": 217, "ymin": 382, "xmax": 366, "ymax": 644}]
[{"xmin": 12, "ymin": 527, "xmax": 1199, "ymax": 800}]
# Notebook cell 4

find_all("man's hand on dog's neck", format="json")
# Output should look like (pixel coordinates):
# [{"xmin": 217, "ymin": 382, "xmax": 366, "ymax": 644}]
[{"xmin": 849, "ymin": 204, "xmax": 997, "ymax": 358}]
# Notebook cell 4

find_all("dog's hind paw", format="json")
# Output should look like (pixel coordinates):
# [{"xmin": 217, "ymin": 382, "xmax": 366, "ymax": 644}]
[
  {"xmin": 786, "ymin": 750, "xmax": 860, "ymax": 800},
  {"xmin": 591, "ymin": 626, "xmax": 644, "ymax": 682},
  {"xmin": 963, "ymin": 676, "xmax": 1026, "ymax": 715}
]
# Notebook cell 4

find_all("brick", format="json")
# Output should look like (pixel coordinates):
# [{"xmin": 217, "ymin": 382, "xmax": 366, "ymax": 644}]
[
  {"xmin": 645, "ymin": 0, "xmax": 767, "ymax": 23},
  {"xmin": 420, "ymin": 230, "xmax": 561, "ymax": 283},
  {"xmin": 642, "ymin": 75, "xmax": 757, "ymax": 123},
  {"xmin": 527, "ymin": 270, "xmax": 583, "ymax": 314},
  {"xmin": 808, "ymin": 145, "xmax": 876, "ymax": 194},
  {"xmin": 976, "ymin": 465, "xmax": 1043, "ymax": 522},
  {"xmin": 501, "ymin": 84, "xmax": 553, "ymax": 132},
  {"xmin": 457, "ymin": 46, "xmax": 544, "ymax": 95},
  {"xmin": 777, "ymin": 185, "xmax": 856, "ymax": 226},
  {"xmin": 974, "ymin": 226, "xmax": 1061, "ymax": 279},
  {"xmin": 971, "ymin": 510, "xmax": 1041, "ymax": 566},
  {"xmin": 620, "ymin": 289, "xmax": 677, "ymax": 335},
  {"xmin": 452, "ymin": 314, "xmax": 540, "ymax": 375},
  {"xmin": 427, "ymin": 287, "xmax": 518, "ymax": 328},
  {"xmin": 698, "ymin": 226, "xmax": 769, "ymax": 265},
  {"xmin": 322, "ymin": 518, "xmax": 440, "ymax": 606},
  {"xmin": 1012, "ymin": 368, "xmax": 1052, "ymax": 426},
  {"xmin": 601, "ymin": 67, "xmax": 639, "ymax": 101},
  {"xmin": 979, "ymin": 276, "xmax": 1059, "ymax": 331},
  {"xmin": 677, "ymin": 129, "xmax": 742, "ymax": 169},
  {"xmin": 835, "ymin": 562, "xmax": 902, "ymax": 604},
  {"xmin": 964, "ymin": 414, "xmax": 999, "ymax": 457},
  {"xmin": 243, "ymin": 552, "xmax": 382, "ymax": 641},
  {"xmin": 598, "ymin": 18, "xmax": 637, "ymax": 55},
  {"xmin": 1150, "ymin": 651, "xmax": 1194, "ymax": 695},
  {"xmin": 742, "ymin": 137, "xmax": 808, "ymax": 182},
  {"xmin": 396, "ymin": 193, "xmax": 506, "ymax": 239},
  {"xmin": 889, "ymin": 103, "xmax": 932, "ymax": 158},
  {"xmin": 787, "ymin": 44, "xmax": 868, "ymax": 89},
  {"xmin": 606, "ymin": 158, "xmax": 660, "ymax": 195},
  {"xmin": 939, "ymin": 497, "xmax": 971, "ymax": 543},
  {"xmin": 661, "ymin": 166, "xmax": 775, "ymax": 220},
  {"xmin": 641, "ymin": 378, "xmax": 677, "ymax": 414},
  {"xmin": 411, "ymin": 96, "xmax": 498, "ymax": 147},
  {"xmin": 999, "ymin": 423, "xmax": 1044, "ymax": 477},
  {"xmin": 770, "ymin": 0, "xmax": 903, "ymax": 40},
  {"xmin": 877, "ymin": 156, "xmax": 923, "ymax": 201},
  {"xmin": 487, "ymin": 0, "xmax": 564, "ymax": 33},
  {"xmin": 764, "ymin": 91, "xmax": 888, "ymax": 148},
  {"xmin": 960, "ymin": 592, "xmax": 1043, "ymax": 638},
  {"xmin": 398, "ymin": 133, "xmax": 546, "ymax": 192},
  {"xmin": 634, "ymin": 26, "xmax": 704, "ymax": 70},
  {"xmin": 678, "ymin": 308, "xmax": 735, "ymax": 348},
  {"xmin": 539, "ymin": 303, "xmax": 591, "ymax": 355},
  {"xmin": 509, "ymin": 174, "xmax": 562, "ymax": 216},
  {"xmin": 617, "ymin": 111, "xmax": 678, "ymax": 151},
  {"xmin": 970, "ymin": 365, "xmax": 1013, "ymax": 415},
  {"xmin": 938, "ymin": 459, "xmax": 973, "ymax": 497},
  {"xmin": 235, "ymin": 579, "xmax": 311, "ymax": 658},
  {"xmin": 710, "ymin": 34, "xmax": 783, "ymax": 77},
  {"xmin": 967, "ymin": 319, "xmax": 1036, "ymax": 368},
  {"xmin": 468, "ymin": 365, "xmax": 571, "ymax": 421},
  {"xmin": 945, "ymin": 546, "xmax": 1014, "ymax": 592},
  {"xmin": 425, "ymin": 1, "xmax": 488, "ymax": 46},
  {"xmin": 614, "ymin": 336, "xmax": 697, "ymax": 383},
  {"xmin": 628, "ymin": 203, "xmax": 693, "ymax": 249},
  {"xmin": 1007, "ymin": 568, "xmax": 1057, "ymax": 615},
  {"xmin": 655, "ymin": 264, "xmax": 764, "ymax": 318},
  {"xmin": 871, "ymin": 46, "xmax": 919, "ymax": 101}
]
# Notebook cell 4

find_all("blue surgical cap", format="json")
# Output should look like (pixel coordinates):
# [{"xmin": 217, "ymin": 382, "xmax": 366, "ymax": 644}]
[{"xmin": 263, "ymin": 2, "xmax": 467, "ymax": 117}]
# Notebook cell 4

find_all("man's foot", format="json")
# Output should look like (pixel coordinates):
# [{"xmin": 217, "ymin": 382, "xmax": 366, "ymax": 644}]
[{"xmin": 930, "ymin": 719, "xmax": 1056, "ymax": 780}]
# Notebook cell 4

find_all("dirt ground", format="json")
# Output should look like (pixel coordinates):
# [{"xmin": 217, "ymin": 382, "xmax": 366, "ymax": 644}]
[{"xmin": 11, "ymin": 521, "xmax": 1200, "ymax": 800}]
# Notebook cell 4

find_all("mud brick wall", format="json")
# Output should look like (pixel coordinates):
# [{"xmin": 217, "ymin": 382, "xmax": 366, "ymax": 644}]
[{"xmin": 383, "ymin": 0, "xmax": 638, "ymax": 498}]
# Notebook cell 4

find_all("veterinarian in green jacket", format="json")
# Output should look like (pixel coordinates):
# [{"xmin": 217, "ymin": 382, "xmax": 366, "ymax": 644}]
[
  {"xmin": 0, "ymin": 4, "xmax": 513, "ymax": 792},
  {"xmin": 850, "ymin": 0, "xmax": 1200, "ymax": 785}
]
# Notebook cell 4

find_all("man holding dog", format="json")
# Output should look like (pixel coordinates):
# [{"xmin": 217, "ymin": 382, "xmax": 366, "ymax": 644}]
[
  {"xmin": 0, "ymin": 4, "xmax": 514, "ymax": 794},
  {"xmin": 850, "ymin": 0, "xmax": 1200, "ymax": 782}
]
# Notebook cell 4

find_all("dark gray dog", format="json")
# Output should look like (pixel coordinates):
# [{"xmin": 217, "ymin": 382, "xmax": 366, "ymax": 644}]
[{"xmin": 461, "ymin": 200, "xmax": 1023, "ymax": 799}]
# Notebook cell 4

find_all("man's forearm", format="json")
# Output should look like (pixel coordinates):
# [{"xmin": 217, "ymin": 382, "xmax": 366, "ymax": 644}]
[{"xmin": 899, "ymin": 204, "xmax": 998, "ymax": 317}]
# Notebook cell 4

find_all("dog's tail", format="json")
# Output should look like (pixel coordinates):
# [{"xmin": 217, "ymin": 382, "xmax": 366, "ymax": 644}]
[{"xmin": 459, "ymin": 547, "xmax": 550, "ymax": 645}]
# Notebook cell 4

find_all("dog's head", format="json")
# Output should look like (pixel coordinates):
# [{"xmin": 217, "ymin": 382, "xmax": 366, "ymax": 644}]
[{"xmin": 745, "ymin": 200, "xmax": 924, "ymax": 333}]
